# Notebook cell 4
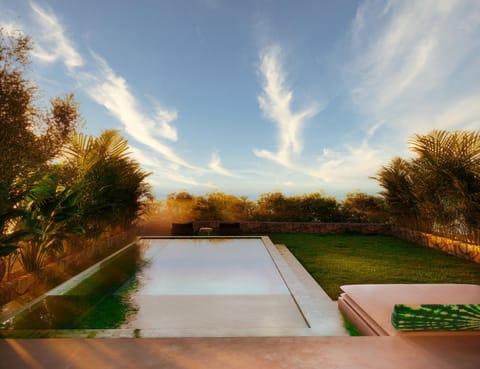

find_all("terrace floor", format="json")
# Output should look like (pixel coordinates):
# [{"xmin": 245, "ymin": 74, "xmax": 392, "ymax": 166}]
[{"xmin": 2, "ymin": 336, "xmax": 479, "ymax": 369}]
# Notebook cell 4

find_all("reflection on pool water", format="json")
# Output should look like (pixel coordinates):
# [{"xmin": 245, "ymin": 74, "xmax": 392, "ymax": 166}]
[{"xmin": 1, "ymin": 238, "xmax": 308, "ymax": 333}]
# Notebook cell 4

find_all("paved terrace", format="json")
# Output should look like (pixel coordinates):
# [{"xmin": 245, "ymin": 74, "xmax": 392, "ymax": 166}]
[{"xmin": 1, "ymin": 336, "xmax": 479, "ymax": 369}]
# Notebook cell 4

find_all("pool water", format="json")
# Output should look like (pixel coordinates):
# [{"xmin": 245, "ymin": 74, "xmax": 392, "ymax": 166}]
[{"xmin": 1, "ymin": 238, "xmax": 308, "ymax": 332}]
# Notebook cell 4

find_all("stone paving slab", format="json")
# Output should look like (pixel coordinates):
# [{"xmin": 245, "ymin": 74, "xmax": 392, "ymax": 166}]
[
  {"xmin": 1, "ymin": 336, "xmax": 479, "ymax": 369},
  {"xmin": 273, "ymin": 243, "xmax": 347, "ymax": 335}
]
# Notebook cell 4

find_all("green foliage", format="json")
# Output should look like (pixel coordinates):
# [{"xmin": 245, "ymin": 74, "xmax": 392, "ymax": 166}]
[
  {"xmin": 375, "ymin": 130, "xmax": 480, "ymax": 243},
  {"xmin": 341, "ymin": 192, "xmax": 388, "ymax": 223},
  {"xmin": 342, "ymin": 315, "xmax": 361, "ymax": 336},
  {"xmin": 375, "ymin": 157, "xmax": 419, "ymax": 224},
  {"xmin": 194, "ymin": 191, "xmax": 254, "ymax": 221},
  {"xmin": 147, "ymin": 190, "xmax": 385, "ymax": 225},
  {"xmin": 0, "ymin": 229, "xmax": 31, "ymax": 257},
  {"xmin": 252, "ymin": 192, "xmax": 341, "ymax": 222},
  {"xmin": 16, "ymin": 175, "xmax": 84, "ymax": 272},
  {"xmin": 61, "ymin": 130, "xmax": 152, "ymax": 236},
  {"xmin": 0, "ymin": 28, "xmax": 80, "ymax": 210},
  {"xmin": 392, "ymin": 304, "xmax": 480, "ymax": 331},
  {"xmin": 0, "ymin": 29, "xmax": 151, "ymax": 277}
]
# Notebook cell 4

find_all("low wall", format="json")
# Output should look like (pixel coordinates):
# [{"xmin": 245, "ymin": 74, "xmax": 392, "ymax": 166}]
[
  {"xmin": 392, "ymin": 227, "xmax": 480, "ymax": 264},
  {"xmin": 193, "ymin": 221, "xmax": 392, "ymax": 235},
  {"xmin": 0, "ymin": 231, "xmax": 135, "ymax": 310}
]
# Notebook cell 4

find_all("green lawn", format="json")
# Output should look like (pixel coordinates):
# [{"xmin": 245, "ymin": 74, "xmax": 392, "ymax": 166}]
[{"xmin": 268, "ymin": 233, "xmax": 480, "ymax": 300}]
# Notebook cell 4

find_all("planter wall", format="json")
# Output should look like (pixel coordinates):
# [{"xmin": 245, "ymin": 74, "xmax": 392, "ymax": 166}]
[
  {"xmin": 392, "ymin": 226, "xmax": 480, "ymax": 264},
  {"xmin": 193, "ymin": 221, "xmax": 392, "ymax": 235},
  {"xmin": 0, "ymin": 231, "xmax": 134, "ymax": 310}
]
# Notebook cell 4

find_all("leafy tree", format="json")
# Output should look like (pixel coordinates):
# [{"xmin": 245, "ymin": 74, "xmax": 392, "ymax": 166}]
[
  {"xmin": 375, "ymin": 130, "xmax": 480, "ymax": 242},
  {"xmin": 234, "ymin": 196, "xmax": 255, "ymax": 220},
  {"xmin": 16, "ymin": 175, "xmax": 84, "ymax": 272},
  {"xmin": 253, "ymin": 191, "xmax": 341, "ymax": 222},
  {"xmin": 0, "ymin": 29, "xmax": 79, "ymax": 210},
  {"xmin": 410, "ymin": 130, "xmax": 480, "ymax": 239},
  {"xmin": 253, "ymin": 192, "xmax": 287, "ymax": 221},
  {"xmin": 375, "ymin": 157, "xmax": 420, "ymax": 227},
  {"xmin": 161, "ymin": 192, "xmax": 197, "ymax": 222},
  {"xmin": 194, "ymin": 191, "xmax": 253, "ymax": 221},
  {"xmin": 289, "ymin": 193, "xmax": 341, "ymax": 222},
  {"xmin": 340, "ymin": 192, "xmax": 387, "ymax": 223}
]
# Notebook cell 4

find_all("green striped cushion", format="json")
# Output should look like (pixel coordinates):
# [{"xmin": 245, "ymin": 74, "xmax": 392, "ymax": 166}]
[{"xmin": 392, "ymin": 304, "xmax": 480, "ymax": 331}]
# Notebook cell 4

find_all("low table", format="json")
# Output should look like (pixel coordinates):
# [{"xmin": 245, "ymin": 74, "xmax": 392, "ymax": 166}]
[{"xmin": 198, "ymin": 227, "xmax": 213, "ymax": 236}]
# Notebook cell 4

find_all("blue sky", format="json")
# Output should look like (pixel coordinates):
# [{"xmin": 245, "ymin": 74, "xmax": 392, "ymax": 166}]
[{"xmin": 1, "ymin": 0, "xmax": 479, "ymax": 199}]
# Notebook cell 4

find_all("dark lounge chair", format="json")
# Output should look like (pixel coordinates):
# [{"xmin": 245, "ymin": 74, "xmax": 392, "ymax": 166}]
[
  {"xmin": 218, "ymin": 222, "xmax": 242, "ymax": 236},
  {"xmin": 171, "ymin": 222, "xmax": 194, "ymax": 236}
]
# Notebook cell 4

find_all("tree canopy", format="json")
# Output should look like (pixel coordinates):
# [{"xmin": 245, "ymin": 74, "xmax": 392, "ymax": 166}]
[
  {"xmin": 0, "ymin": 29, "xmax": 80, "ymax": 205},
  {"xmin": 375, "ymin": 130, "xmax": 480, "ymax": 243},
  {"xmin": 0, "ymin": 29, "xmax": 151, "ymax": 275}
]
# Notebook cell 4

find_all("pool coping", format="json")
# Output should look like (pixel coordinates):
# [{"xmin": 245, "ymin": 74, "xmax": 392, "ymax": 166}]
[{"xmin": 0, "ymin": 236, "xmax": 348, "ymax": 337}]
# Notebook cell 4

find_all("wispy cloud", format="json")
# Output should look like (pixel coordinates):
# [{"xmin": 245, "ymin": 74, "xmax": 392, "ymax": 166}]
[
  {"xmin": 29, "ymin": 2, "xmax": 83, "ymax": 69},
  {"xmin": 128, "ymin": 145, "xmax": 162, "ymax": 169},
  {"xmin": 346, "ymin": 0, "xmax": 480, "ymax": 135},
  {"xmin": 307, "ymin": 143, "xmax": 384, "ymax": 183},
  {"xmin": 162, "ymin": 170, "xmax": 214, "ymax": 188},
  {"xmin": 83, "ymin": 53, "xmax": 196, "ymax": 169},
  {"xmin": 208, "ymin": 151, "xmax": 241, "ymax": 177},
  {"xmin": 253, "ymin": 42, "xmax": 383, "ymax": 186},
  {"xmin": 254, "ymin": 44, "xmax": 320, "ymax": 167},
  {"xmin": 0, "ymin": 20, "xmax": 25, "ymax": 35},
  {"xmin": 307, "ymin": 0, "xmax": 480, "ymax": 189},
  {"xmin": 153, "ymin": 104, "xmax": 178, "ymax": 142},
  {"xmin": 397, "ymin": 94, "xmax": 480, "ymax": 132},
  {"xmin": 27, "ymin": 0, "xmax": 204, "ymax": 186},
  {"xmin": 129, "ymin": 145, "xmax": 214, "ymax": 189}
]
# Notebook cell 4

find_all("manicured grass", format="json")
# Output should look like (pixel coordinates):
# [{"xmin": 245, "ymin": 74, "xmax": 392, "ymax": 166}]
[
  {"xmin": 342, "ymin": 315, "xmax": 361, "ymax": 336},
  {"xmin": 268, "ymin": 233, "xmax": 480, "ymax": 300}
]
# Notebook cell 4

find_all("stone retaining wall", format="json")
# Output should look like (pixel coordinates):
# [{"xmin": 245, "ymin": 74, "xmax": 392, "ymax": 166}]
[
  {"xmin": 0, "ymin": 232, "xmax": 135, "ymax": 309},
  {"xmin": 193, "ymin": 221, "xmax": 393, "ymax": 235},
  {"xmin": 392, "ymin": 226, "xmax": 480, "ymax": 264}
]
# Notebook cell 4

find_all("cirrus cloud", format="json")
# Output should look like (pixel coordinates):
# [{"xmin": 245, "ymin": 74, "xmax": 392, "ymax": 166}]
[
  {"xmin": 254, "ymin": 44, "xmax": 320, "ymax": 168},
  {"xmin": 30, "ymin": 1, "xmax": 83, "ymax": 69}
]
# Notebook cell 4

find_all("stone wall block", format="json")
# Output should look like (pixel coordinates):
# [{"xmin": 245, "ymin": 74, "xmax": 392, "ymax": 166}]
[
  {"xmin": 15, "ymin": 274, "xmax": 35, "ymax": 295},
  {"xmin": 392, "ymin": 226, "xmax": 480, "ymax": 264}
]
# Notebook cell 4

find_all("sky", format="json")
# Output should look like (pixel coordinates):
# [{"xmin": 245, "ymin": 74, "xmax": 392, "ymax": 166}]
[{"xmin": 1, "ymin": 0, "xmax": 479, "ymax": 200}]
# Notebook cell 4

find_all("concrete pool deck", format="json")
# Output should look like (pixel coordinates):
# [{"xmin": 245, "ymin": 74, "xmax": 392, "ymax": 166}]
[{"xmin": 2, "ymin": 336, "xmax": 479, "ymax": 369}]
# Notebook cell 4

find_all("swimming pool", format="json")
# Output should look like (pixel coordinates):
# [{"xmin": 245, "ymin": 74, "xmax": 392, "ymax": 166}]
[{"xmin": 0, "ymin": 237, "xmax": 347, "ymax": 337}]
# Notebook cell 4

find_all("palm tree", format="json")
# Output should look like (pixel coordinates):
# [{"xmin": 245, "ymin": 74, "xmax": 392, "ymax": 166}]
[
  {"xmin": 374, "ymin": 157, "xmax": 421, "ymax": 228},
  {"xmin": 61, "ymin": 130, "xmax": 151, "ymax": 237},
  {"xmin": 16, "ymin": 175, "xmax": 84, "ymax": 272},
  {"xmin": 376, "ymin": 130, "xmax": 480, "ymax": 243},
  {"xmin": 409, "ymin": 130, "xmax": 480, "ymax": 241}
]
